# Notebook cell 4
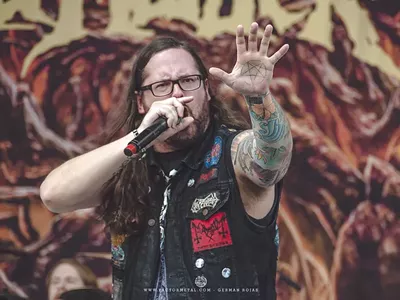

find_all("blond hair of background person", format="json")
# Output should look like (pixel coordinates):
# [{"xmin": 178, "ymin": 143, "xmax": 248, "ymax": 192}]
[{"xmin": 46, "ymin": 259, "xmax": 98, "ymax": 300}]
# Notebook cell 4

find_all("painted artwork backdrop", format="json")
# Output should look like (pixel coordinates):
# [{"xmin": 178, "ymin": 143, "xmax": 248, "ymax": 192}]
[{"xmin": 0, "ymin": 1, "xmax": 399, "ymax": 299}]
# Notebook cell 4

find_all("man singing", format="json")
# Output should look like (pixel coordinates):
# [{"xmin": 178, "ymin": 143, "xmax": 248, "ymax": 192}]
[{"xmin": 40, "ymin": 22, "xmax": 293, "ymax": 300}]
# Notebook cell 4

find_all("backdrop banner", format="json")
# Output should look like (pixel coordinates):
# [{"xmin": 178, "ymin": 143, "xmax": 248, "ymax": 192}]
[{"xmin": 0, "ymin": 1, "xmax": 399, "ymax": 299}]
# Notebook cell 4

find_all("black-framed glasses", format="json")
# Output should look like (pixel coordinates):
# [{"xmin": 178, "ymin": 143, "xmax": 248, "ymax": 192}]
[{"xmin": 139, "ymin": 75, "xmax": 203, "ymax": 97}]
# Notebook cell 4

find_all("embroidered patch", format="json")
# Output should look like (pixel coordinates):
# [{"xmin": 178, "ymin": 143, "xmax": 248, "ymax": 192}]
[
  {"xmin": 191, "ymin": 192, "xmax": 220, "ymax": 214},
  {"xmin": 111, "ymin": 245, "xmax": 126, "ymax": 270},
  {"xmin": 111, "ymin": 245, "xmax": 125, "ymax": 262},
  {"xmin": 196, "ymin": 168, "xmax": 218, "ymax": 187},
  {"xmin": 204, "ymin": 136, "xmax": 223, "ymax": 168},
  {"xmin": 191, "ymin": 212, "xmax": 233, "ymax": 252}
]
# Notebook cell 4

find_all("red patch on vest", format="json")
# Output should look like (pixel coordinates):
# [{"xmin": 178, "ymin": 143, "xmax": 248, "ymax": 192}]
[
  {"xmin": 190, "ymin": 212, "xmax": 233, "ymax": 252},
  {"xmin": 196, "ymin": 168, "xmax": 218, "ymax": 187}
]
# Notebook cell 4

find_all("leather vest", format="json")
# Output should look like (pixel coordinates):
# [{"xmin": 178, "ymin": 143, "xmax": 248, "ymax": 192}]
[{"xmin": 111, "ymin": 124, "xmax": 282, "ymax": 300}]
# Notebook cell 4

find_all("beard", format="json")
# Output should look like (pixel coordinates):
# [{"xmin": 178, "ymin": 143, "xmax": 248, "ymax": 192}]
[{"xmin": 165, "ymin": 102, "xmax": 210, "ymax": 150}]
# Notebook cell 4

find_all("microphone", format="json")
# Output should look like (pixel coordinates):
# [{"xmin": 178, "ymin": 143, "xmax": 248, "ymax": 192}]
[
  {"xmin": 124, "ymin": 117, "xmax": 171, "ymax": 157},
  {"xmin": 124, "ymin": 106, "xmax": 189, "ymax": 157}
]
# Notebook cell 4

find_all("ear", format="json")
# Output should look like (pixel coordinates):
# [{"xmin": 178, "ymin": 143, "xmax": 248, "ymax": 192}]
[
  {"xmin": 204, "ymin": 79, "xmax": 211, "ymax": 101},
  {"xmin": 136, "ymin": 92, "xmax": 146, "ymax": 114}
]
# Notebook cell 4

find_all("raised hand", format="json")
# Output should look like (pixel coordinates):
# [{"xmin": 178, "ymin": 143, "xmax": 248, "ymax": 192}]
[{"xmin": 209, "ymin": 22, "xmax": 289, "ymax": 96}]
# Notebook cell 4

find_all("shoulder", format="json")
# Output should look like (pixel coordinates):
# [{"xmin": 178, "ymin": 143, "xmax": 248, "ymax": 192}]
[{"xmin": 218, "ymin": 124, "xmax": 245, "ymax": 143}]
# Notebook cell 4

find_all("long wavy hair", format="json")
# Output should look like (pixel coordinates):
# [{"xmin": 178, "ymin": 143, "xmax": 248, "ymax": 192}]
[{"xmin": 99, "ymin": 37, "xmax": 249, "ymax": 235}]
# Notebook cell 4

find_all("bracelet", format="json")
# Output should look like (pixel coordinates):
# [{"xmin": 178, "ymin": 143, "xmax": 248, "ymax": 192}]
[
  {"xmin": 126, "ymin": 129, "xmax": 147, "ymax": 160},
  {"xmin": 245, "ymin": 90, "xmax": 270, "ymax": 105}
]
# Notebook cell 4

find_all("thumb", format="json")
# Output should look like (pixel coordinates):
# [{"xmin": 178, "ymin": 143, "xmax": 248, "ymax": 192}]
[{"xmin": 209, "ymin": 67, "xmax": 229, "ymax": 82}]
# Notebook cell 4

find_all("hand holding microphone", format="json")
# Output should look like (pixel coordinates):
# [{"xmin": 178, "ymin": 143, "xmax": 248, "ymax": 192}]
[{"xmin": 124, "ymin": 96, "xmax": 194, "ymax": 156}]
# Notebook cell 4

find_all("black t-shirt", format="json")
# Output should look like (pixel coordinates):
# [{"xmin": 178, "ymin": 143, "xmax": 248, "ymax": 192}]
[{"xmin": 153, "ymin": 148, "xmax": 189, "ymax": 176}]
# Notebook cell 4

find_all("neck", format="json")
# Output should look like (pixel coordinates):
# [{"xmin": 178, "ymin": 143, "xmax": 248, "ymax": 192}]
[{"xmin": 153, "ymin": 142, "xmax": 181, "ymax": 153}]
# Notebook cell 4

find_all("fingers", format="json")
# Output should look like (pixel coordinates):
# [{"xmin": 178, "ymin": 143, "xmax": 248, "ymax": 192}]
[
  {"xmin": 175, "ymin": 96, "xmax": 193, "ymax": 104},
  {"xmin": 166, "ymin": 116, "xmax": 193, "ymax": 136},
  {"xmin": 153, "ymin": 96, "xmax": 194, "ymax": 127},
  {"xmin": 248, "ymin": 22, "xmax": 258, "ymax": 52},
  {"xmin": 154, "ymin": 105, "xmax": 179, "ymax": 128},
  {"xmin": 168, "ymin": 97, "xmax": 186, "ymax": 118},
  {"xmin": 236, "ymin": 25, "xmax": 246, "ymax": 58},
  {"xmin": 162, "ymin": 96, "xmax": 192, "ymax": 117},
  {"xmin": 209, "ymin": 67, "xmax": 229, "ymax": 82},
  {"xmin": 164, "ymin": 96, "xmax": 193, "ymax": 105},
  {"xmin": 157, "ymin": 116, "xmax": 194, "ymax": 142},
  {"xmin": 173, "ymin": 99, "xmax": 185, "ymax": 118},
  {"xmin": 269, "ymin": 44, "xmax": 289, "ymax": 65},
  {"xmin": 174, "ymin": 116, "xmax": 194, "ymax": 131},
  {"xmin": 238, "ymin": 23, "xmax": 275, "ymax": 56},
  {"xmin": 259, "ymin": 24, "xmax": 273, "ymax": 56}
]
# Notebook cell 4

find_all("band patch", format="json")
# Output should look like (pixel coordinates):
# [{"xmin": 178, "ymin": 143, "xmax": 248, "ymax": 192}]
[
  {"xmin": 191, "ymin": 192, "xmax": 220, "ymax": 214},
  {"xmin": 111, "ymin": 245, "xmax": 125, "ymax": 261},
  {"xmin": 204, "ymin": 136, "xmax": 222, "ymax": 168},
  {"xmin": 111, "ymin": 245, "xmax": 126, "ymax": 269},
  {"xmin": 196, "ymin": 168, "xmax": 218, "ymax": 187},
  {"xmin": 191, "ymin": 212, "xmax": 233, "ymax": 252}
]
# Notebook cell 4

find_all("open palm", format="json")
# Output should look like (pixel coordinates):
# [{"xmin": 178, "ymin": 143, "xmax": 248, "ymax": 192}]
[{"xmin": 209, "ymin": 23, "xmax": 289, "ymax": 96}]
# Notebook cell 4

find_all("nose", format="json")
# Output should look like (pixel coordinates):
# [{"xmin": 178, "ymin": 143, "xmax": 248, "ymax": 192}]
[{"xmin": 171, "ymin": 82, "xmax": 184, "ymax": 98}]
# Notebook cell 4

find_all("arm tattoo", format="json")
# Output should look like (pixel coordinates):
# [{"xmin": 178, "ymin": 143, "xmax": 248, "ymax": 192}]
[
  {"xmin": 233, "ymin": 132, "xmax": 284, "ymax": 186},
  {"xmin": 233, "ymin": 132, "xmax": 255, "ymax": 176},
  {"xmin": 232, "ymin": 94, "xmax": 292, "ymax": 187}
]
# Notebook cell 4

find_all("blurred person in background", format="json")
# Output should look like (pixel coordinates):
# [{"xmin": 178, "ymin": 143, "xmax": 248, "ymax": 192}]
[
  {"xmin": 41, "ymin": 22, "xmax": 292, "ymax": 300},
  {"xmin": 59, "ymin": 288, "xmax": 111, "ymax": 300},
  {"xmin": 46, "ymin": 258, "xmax": 99, "ymax": 300}
]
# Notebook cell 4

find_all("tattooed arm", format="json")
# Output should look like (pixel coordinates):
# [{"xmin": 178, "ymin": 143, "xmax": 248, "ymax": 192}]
[
  {"xmin": 232, "ymin": 93, "xmax": 292, "ymax": 187},
  {"xmin": 210, "ymin": 22, "xmax": 292, "ymax": 188}
]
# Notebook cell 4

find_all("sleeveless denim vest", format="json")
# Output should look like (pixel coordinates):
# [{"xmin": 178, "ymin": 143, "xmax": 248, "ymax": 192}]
[{"xmin": 111, "ymin": 124, "xmax": 282, "ymax": 300}]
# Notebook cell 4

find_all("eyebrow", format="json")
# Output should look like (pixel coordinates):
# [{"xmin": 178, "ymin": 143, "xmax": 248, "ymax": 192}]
[
  {"xmin": 143, "ymin": 74, "xmax": 198, "ymax": 86},
  {"xmin": 143, "ymin": 72, "xmax": 197, "ymax": 83}
]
